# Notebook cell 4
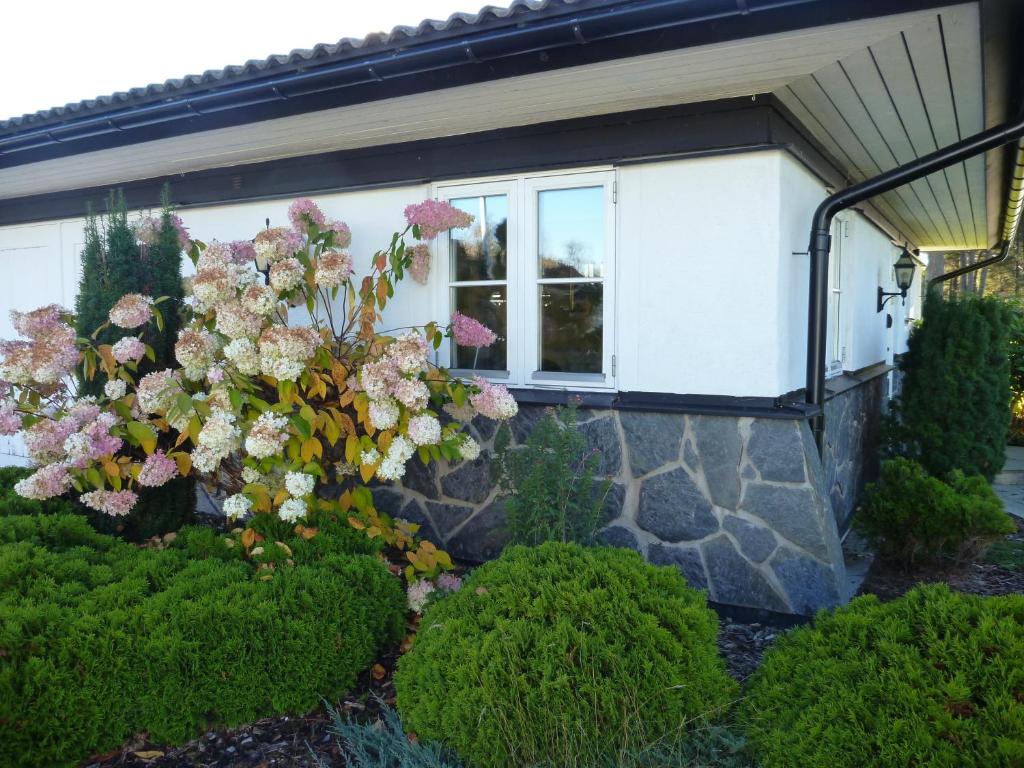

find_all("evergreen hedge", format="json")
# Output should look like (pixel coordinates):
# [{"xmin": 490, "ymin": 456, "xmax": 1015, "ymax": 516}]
[
  {"xmin": 743, "ymin": 584, "xmax": 1024, "ymax": 768},
  {"xmin": 0, "ymin": 514, "xmax": 405, "ymax": 768},
  {"xmin": 395, "ymin": 543, "xmax": 737, "ymax": 768},
  {"xmin": 889, "ymin": 290, "xmax": 1012, "ymax": 480}
]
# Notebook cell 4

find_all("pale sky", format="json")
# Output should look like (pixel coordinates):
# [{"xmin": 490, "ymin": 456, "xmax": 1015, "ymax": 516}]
[{"xmin": 1, "ymin": 0, "xmax": 495, "ymax": 122}]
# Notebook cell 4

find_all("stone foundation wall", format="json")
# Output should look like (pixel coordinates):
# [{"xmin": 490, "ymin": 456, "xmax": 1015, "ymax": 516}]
[
  {"xmin": 822, "ymin": 370, "xmax": 889, "ymax": 533},
  {"xmin": 375, "ymin": 405, "xmax": 848, "ymax": 616}
]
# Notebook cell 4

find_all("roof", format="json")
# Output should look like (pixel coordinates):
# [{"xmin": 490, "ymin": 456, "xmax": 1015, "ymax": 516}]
[{"xmin": 0, "ymin": 0, "xmax": 595, "ymax": 135}]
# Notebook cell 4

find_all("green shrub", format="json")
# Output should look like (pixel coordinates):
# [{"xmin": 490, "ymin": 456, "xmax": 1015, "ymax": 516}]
[
  {"xmin": 394, "ymin": 542, "xmax": 737, "ymax": 768},
  {"xmin": 742, "ymin": 584, "xmax": 1024, "ymax": 768},
  {"xmin": 857, "ymin": 457, "xmax": 1014, "ymax": 565},
  {"xmin": 494, "ymin": 406, "xmax": 609, "ymax": 547},
  {"xmin": 0, "ymin": 513, "xmax": 405, "ymax": 768},
  {"xmin": 889, "ymin": 290, "xmax": 1012, "ymax": 480}
]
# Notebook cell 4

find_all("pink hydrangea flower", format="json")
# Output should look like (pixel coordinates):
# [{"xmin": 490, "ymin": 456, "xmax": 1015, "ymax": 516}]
[
  {"xmin": 23, "ymin": 417, "xmax": 78, "ymax": 463},
  {"xmin": 108, "ymin": 294, "xmax": 154, "ymax": 329},
  {"xmin": 229, "ymin": 240, "xmax": 257, "ymax": 265},
  {"xmin": 287, "ymin": 198, "xmax": 326, "ymax": 232},
  {"xmin": 470, "ymin": 376, "xmax": 518, "ymax": 420},
  {"xmin": 451, "ymin": 312, "xmax": 497, "ymax": 348},
  {"xmin": 314, "ymin": 250, "xmax": 354, "ymax": 288},
  {"xmin": 138, "ymin": 450, "xmax": 179, "ymax": 487},
  {"xmin": 437, "ymin": 572, "xmax": 463, "ymax": 592},
  {"xmin": 81, "ymin": 489, "xmax": 138, "ymax": 517},
  {"xmin": 137, "ymin": 214, "xmax": 190, "ymax": 251},
  {"xmin": 0, "ymin": 400, "xmax": 20, "ymax": 436},
  {"xmin": 11, "ymin": 304, "xmax": 69, "ymax": 339},
  {"xmin": 409, "ymin": 244, "xmax": 431, "ymax": 285},
  {"xmin": 404, "ymin": 199, "xmax": 473, "ymax": 240},
  {"xmin": 14, "ymin": 464, "xmax": 71, "ymax": 500},
  {"xmin": 111, "ymin": 336, "xmax": 146, "ymax": 364},
  {"xmin": 0, "ymin": 308, "xmax": 78, "ymax": 386},
  {"xmin": 324, "ymin": 219, "xmax": 352, "ymax": 248}
]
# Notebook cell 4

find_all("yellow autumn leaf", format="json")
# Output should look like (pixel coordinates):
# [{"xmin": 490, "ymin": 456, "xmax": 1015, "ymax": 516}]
[
  {"xmin": 173, "ymin": 453, "xmax": 192, "ymax": 476},
  {"xmin": 273, "ymin": 488, "xmax": 290, "ymax": 507},
  {"xmin": 359, "ymin": 462, "xmax": 375, "ymax": 483}
]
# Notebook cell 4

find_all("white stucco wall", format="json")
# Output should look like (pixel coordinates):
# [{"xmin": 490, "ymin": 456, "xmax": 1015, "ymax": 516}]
[{"xmin": 0, "ymin": 149, "xmax": 921, "ymax": 463}]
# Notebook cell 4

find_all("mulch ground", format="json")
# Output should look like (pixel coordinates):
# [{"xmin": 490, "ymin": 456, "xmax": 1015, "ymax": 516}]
[{"xmin": 858, "ymin": 515, "xmax": 1024, "ymax": 602}]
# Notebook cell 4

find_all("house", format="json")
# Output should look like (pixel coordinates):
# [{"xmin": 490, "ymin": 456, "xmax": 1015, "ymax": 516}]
[{"xmin": 1, "ymin": 0, "xmax": 1021, "ymax": 616}]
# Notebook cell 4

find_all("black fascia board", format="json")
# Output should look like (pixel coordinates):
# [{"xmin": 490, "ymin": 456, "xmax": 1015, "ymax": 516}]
[{"xmin": 0, "ymin": 0, "xmax": 967, "ymax": 167}]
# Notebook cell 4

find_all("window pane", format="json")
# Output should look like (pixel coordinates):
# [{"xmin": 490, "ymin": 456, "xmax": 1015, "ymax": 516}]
[
  {"xmin": 449, "ymin": 195, "xmax": 508, "ymax": 281},
  {"xmin": 539, "ymin": 282, "xmax": 602, "ymax": 374},
  {"xmin": 452, "ymin": 285, "xmax": 507, "ymax": 370},
  {"xmin": 538, "ymin": 186, "xmax": 604, "ymax": 279}
]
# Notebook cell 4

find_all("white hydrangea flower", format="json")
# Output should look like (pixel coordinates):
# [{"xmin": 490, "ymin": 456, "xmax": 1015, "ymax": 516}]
[
  {"xmin": 244, "ymin": 411, "xmax": 290, "ymax": 459},
  {"xmin": 407, "ymin": 414, "xmax": 441, "ymax": 446},
  {"xmin": 368, "ymin": 397, "xmax": 399, "ymax": 430},
  {"xmin": 223, "ymin": 493, "xmax": 252, "ymax": 521},
  {"xmin": 458, "ymin": 434, "xmax": 482, "ymax": 461},
  {"xmin": 284, "ymin": 471, "xmax": 315, "ymax": 498},
  {"xmin": 104, "ymin": 379, "xmax": 127, "ymax": 400},
  {"xmin": 223, "ymin": 337, "xmax": 261, "ymax": 376},
  {"xmin": 360, "ymin": 448, "xmax": 381, "ymax": 465},
  {"xmin": 241, "ymin": 466, "xmax": 262, "ymax": 484},
  {"xmin": 278, "ymin": 497, "xmax": 307, "ymax": 523}
]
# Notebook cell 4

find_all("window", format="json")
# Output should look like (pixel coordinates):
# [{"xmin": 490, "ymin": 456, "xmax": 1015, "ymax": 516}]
[
  {"xmin": 436, "ymin": 170, "xmax": 615, "ymax": 388},
  {"xmin": 826, "ymin": 216, "xmax": 847, "ymax": 377}
]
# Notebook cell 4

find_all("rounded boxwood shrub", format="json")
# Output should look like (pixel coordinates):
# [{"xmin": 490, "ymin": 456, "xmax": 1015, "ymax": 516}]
[
  {"xmin": 857, "ymin": 457, "xmax": 1014, "ymax": 565},
  {"xmin": 0, "ymin": 514, "xmax": 405, "ymax": 768},
  {"xmin": 743, "ymin": 584, "xmax": 1024, "ymax": 768},
  {"xmin": 394, "ymin": 542, "xmax": 738, "ymax": 768}
]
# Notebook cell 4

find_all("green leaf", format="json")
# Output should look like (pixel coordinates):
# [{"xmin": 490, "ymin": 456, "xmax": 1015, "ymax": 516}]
[
  {"xmin": 290, "ymin": 414, "xmax": 312, "ymax": 440},
  {"xmin": 126, "ymin": 421, "xmax": 158, "ymax": 454}
]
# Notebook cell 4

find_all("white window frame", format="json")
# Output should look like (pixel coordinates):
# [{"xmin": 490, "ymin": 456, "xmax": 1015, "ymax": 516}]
[
  {"xmin": 434, "ymin": 168, "xmax": 616, "ymax": 390},
  {"xmin": 826, "ymin": 215, "xmax": 848, "ymax": 378}
]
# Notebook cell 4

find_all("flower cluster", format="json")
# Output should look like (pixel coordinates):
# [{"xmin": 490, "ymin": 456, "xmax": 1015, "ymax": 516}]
[
  {"xmin": 81, "ymin": 489, "xmax": 138, "ymax": 516},
  {"xmin": 175, "ymin": 328, "xmax": 219, "ymax": 380},
  {"xmin": 451, "ymin": 311, "xmax": 497, "ymax": 348},
  {"xmin": 0, "ymin": 306, "xmax": 78, "ymax": 386},
  {"xmin": 14, "ymin": 463, "xmax": 71, "ymax": 500},
  {"xmin": 258, "ymin": 326, "xmax": 321, "ymax": 381},
  {"xmin": 244, "ymin": 411, "xmax": 290, "ymax": 459},
  {"xmin": 192, "ymin": 407, "xmax": 239, "ymax": 474},
  {"xmin": 288, "ymin": 198, "xmax": 326, "ymax": 232},
  {"xmin": 224, "ymin": 493, "xmax": 252, "ymax": 521},
  {"xmin": 470, "ymin": 376, "xmax": 519, "ymax": 420},
  {"xmin": 269, "ymin": 258, "xmax": 304, "ymax": 293},
  {"xmin": 254, "ymin": 226, "xmax": 303, "ymax": 266},
  {"xmin": 137, "ymin": 213, "xmax": 191, "ymax": 251},
  {"xmin": 138, "ymin": 450, "xmax": 179, "ymax": 487},
  {"xmin": 409, "ymin": 244, "xmax": 431, "ymax": 285},
  {"xmin": 136, "ymin": 369, "xmax": 180, "ymax": 415},
  {"xmin": 314, "ymin": 250, "xmax": 353, "ymax": 288},
  {"xmin": 108, "ymin": 294, "xmax": 154, "ymax": 328},
  {"xmin": 404, "ymin": 199, "xmax": 474, "ymax": 240},
  {"xmin": 111, "ymin": 336, "xmax": 146, "ymax": 364}
]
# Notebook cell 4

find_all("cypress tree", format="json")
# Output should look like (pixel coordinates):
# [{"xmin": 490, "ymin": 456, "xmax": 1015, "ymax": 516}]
[
  {"xmin": 891, "ymin": 289, "xmax": 1012, "ymax": 480},
  {"xmin": 73, "ymin": 188, "xmax": 194, "ymax": 538}
]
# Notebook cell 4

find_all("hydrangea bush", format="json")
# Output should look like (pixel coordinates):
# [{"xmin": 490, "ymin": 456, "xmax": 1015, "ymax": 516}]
[{"xmin": 0, "ymin": 197, "xmax": 517, "ymax": 581}]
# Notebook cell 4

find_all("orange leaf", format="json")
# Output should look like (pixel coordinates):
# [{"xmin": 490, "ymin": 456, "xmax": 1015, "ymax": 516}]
[
  {"xmin": 241, "ymin": 529, "xmax": 257, "ymax": 549},
  {"xmin": 371, "ymin": 663, "xmax": 387, "ymax": 681},
  {"xmin": 347, "ymin": 516, "xmax": 366, "ymax": 530},
  {"xmin": 359, "ymin": 463, "xmax": 376, "ymax": 483}
]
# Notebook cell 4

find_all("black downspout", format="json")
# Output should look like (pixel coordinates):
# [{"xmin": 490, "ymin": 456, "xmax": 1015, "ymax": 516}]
[{"xmin": 806, "ymin": 114, "xmax": 1024, "ymax": 453}]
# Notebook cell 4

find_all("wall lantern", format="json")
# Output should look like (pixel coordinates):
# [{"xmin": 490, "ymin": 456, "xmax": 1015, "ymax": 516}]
[
  {"xmin": 253, "ymin": 217, "xmax": 271, "ymax": 279},
  {"xmin": 877, "ymin": 247, "xmax": 917, "ymax": 313}
]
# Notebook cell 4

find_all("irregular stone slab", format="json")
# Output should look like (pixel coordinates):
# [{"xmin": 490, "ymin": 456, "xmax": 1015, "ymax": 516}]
[
  {"xmin": 692, "ymin": 416, "xmax": 742, "ymax": 509},
  {"xmin": 471, "ymin": 414, "xmax": 498, "ymax": 442},
  {"xmin": 398, "ymin": 499, "xmax": 442, "ymax": 544},
  {"xmin": 722, "ymin": 515, "xmax": 777, "ymax": 563},
  {"xmin": 648, "ymin": 542, "xmax": 708, "ymax": 590},
  {"xmin": 620, "ymin": 411, "xmax": 685, "ymax": 476},
  {"xmin": 741, "ymin": 464, "xmax": 757, "ymax": 480},
  {"xmin": 426, "ymin": 501, "xmax": 476, "ymax": 540},
  {"xmin": 371, "ymin": 487, "xmax": 405, "ymax": 518},
  {"xmin": 769, "ymin": 547, "xmax": 842, "ymax": 615},
  {"xmin": 637, "ymin": 468, "xmax": 718, "ymax": 542},
  {"xmin": 701, "ymin": 535, "xmax": 789, "ymax": 613},
  {"xmin": 747, "ymin": 420, "xmax": 806, "ymax": 483},
  {"xmin": 440, "ymin": 453, "xmax": 493, "ymax": 504},
  {"xmin": 594, "ymin": 480, "xmax": 626, "ymax": 525},
  {"xmin": 578, "ymin": 416, "xmax": 622, "ymax": 477},
  {"xmin": 401, "ymin": 457, "xmax": 439, "ymax": 499},
  {"xmin": 510, "ymin": 406, "xmax": 545, "ymax": 444},
  {"xmin": 447, "ymin": 500, "xmax": 509, "ymax": 562},
  {"xmin": 597, "ymin": 525, "xmax": 641, "ymax": 552},
  {"xmin": 740, "ymin": 483, "xmax": 829, "ymax": 561}
]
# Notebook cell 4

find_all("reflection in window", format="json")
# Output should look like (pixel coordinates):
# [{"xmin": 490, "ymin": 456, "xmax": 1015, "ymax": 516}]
[
  {"xmin": 538, "ymin": 187, "xmax": 604, "ymax": 279},
  {"xmin": 536, "ymin": 185, "xmax": 604, "ymax": 374},
  {"xmin": 449, "ymin": 194, "xmax": 508, "ymax": 371},
  {"xmin": 539, "ymin": 283, "xmax": 603, "ymax": 373}
]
